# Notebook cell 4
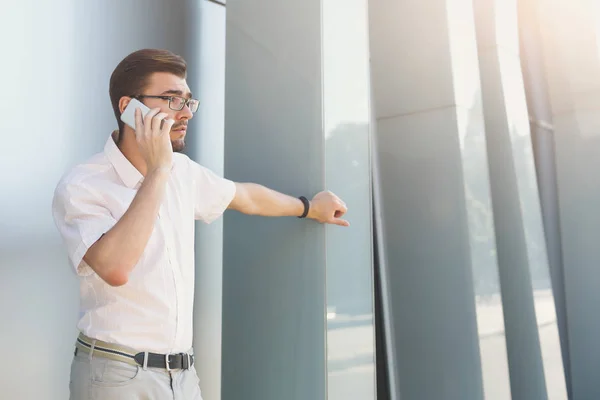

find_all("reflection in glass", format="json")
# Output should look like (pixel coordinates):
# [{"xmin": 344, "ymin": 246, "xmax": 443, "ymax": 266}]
[
  {"xmin": 511, "ymin": 118, "xmax": 568, "ymax": 399},
  {"xmin": 323, "ymin": 0, "xmax": 376, "ymax": 399},
  {"xmin": 460, "ymin": 106, "xmax": 512, "ymax": 400}
]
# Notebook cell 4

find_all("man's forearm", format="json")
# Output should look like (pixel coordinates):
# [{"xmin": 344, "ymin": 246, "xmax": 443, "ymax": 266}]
[
  {"xmin": 231, "ymin": 183, "xmax": 305, "ymax": 217},
  {"xmin": 84, "ymin": 168, "xmax": 170, "ymax": 286}
]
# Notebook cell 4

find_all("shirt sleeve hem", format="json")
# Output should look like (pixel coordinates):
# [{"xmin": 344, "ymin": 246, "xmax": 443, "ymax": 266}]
[
  {"xmin": 71, "ymin": 241, "xmax": 95, "ymax": 277},
  {"xmin": 70, "ymin": 227, "xmax": 112, "ymax": 277},
  {"xmin": 200, "ymin": 179, "xmax": 237, "ymax": 224}
]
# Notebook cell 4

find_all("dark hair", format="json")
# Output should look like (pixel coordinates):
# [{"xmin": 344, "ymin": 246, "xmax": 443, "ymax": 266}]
[{"xmin": 109, "ymin": 48, "xmax": 187, "ymax": 136}]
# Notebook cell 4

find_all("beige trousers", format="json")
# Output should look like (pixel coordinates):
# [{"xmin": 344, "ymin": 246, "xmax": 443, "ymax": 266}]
[{"xmin": 69, "ymin": 349, "xmax": 204, "ymax": 399}]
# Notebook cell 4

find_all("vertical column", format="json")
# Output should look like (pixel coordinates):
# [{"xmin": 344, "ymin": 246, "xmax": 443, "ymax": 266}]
[
  {"xmin": 473, "ymin": 0, "xmax": 568, "ymax": 397},
  {"xmin": 368, "ymin": 0, "xmax": 504, "ymax": 398},
  {"xmin": 222, "ymin": 2, "xmax": 327, "ymax": 400},
  {"xmin": 538, "ymin": 0, "xmax": 600, "ymax": 397},
  {"xmin": 518, "ymin": 0, "xmax": 572, "ymax": 395},
  {"xmin": 322, "ymin": 1, "xmax": 376, "ymax": 400},
  {"xmin": 185, "ymin": 1, "xmax": 227, "ymax": 400}
]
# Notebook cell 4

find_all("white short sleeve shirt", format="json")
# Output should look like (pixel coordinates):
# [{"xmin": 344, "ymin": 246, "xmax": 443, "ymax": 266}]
[{"xmin": 52, "ymin": 134, "xmax": 236, "ymax": 353}]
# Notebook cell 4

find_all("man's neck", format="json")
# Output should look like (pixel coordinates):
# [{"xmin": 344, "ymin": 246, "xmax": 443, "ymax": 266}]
[{"xmin": 113, "ymin": 129, "xmax": 148, "ymax": 176}]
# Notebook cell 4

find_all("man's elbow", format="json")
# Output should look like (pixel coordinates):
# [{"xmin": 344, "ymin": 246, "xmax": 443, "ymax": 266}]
[
  {"xmin": 103, "ymin": 270, "xmax": 129, "ymax": 287},
  {"xmin": 84, "ymin": 242, "xmax": 133, "ymax": 286},
  {"xmin": 241, "ymin": 201, "xmax": 260, "ymax": 215},
  {"xmin": 85, "ymin": 256, "xmax": 130, "ymax": 287}
]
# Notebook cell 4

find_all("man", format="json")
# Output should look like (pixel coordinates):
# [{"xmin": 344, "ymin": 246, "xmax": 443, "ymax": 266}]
[{"xmin": 52, "ymin": 48, "xmax": 348, "ymax": 400}]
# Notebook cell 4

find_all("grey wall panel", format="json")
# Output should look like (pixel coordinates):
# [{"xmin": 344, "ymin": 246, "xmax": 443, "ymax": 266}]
[
  {"xmin": 322, "ymin": 0, "xmax": 376, "ymax": 399},
  {"xmin": 222, "ymin": 1, "xmax": 326, "ymax": 400},
  {"xmin": 518, "ymin": 0, "xmax": 571, "ymax": 395},
  {"xmin": 369, "ymin": 0, "xmax": 510, "ymax": 398},
  {"xmin": 0, "ymin": 2, "xmax": 198, "ymax": 399},
  {"xmin": 538, "ymin": 0, "xmax": 600, "ymax": 398},
  {"xmin": 375, "ymin": 107, "xmax": 489, "ymax": 400},
  {"xmin": 473, "ymin": 0, "xmax": 568, "ymax": 398},
  {"xmin": 185, "ymin": 2, "xmax": 227, "ymax": 400}
]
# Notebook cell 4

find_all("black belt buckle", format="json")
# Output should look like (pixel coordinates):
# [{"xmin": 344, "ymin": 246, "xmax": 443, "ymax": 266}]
[
  {"xmin": 166, "ymin": 352, "xmax": 192, "ymax": 371},
  {"xmin": 165, "ymin": 353, "xmax": 173, "ymax": 371}
]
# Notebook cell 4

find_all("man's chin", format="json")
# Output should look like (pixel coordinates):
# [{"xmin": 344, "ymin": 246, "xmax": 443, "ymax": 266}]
[{"xmin": 171, "ymin": 139, "xmax": 186, "ymax": 153}]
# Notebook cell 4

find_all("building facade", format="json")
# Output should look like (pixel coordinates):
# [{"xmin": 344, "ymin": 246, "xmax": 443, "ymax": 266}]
[{"xmin": 2, "ymin": 0, "xmax": 599, "ymax": 399}]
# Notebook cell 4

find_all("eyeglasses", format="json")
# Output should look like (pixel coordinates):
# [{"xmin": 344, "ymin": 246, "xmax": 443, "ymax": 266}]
[{"xmin": 135, "ymin": 95, "xmax": 200, "ymax": 113}]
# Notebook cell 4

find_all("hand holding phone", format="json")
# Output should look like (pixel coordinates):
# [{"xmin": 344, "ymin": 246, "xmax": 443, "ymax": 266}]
[{"xmin": 121, "ymin": 98, "xmax": 175, "ymax": 172}]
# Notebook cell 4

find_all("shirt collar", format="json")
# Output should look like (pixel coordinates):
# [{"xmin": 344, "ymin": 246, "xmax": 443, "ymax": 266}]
[{"xmin": 104, "ymin": 131, "xmax": 144, "ymax": 189}]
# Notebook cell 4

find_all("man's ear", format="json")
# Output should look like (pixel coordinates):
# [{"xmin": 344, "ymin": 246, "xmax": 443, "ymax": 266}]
[{"xmin": 118, "ymin": 96, "xmax": 132, "ymax": 115}]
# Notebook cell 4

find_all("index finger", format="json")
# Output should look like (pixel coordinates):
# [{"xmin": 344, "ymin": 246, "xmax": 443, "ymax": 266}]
[
  {"xmin": 161, "ymin": 118, "xmax": 176, "ymax": 134},
  {"xmin": 332, "ymin": 218, "xmax": 350, "ymax": 227}
]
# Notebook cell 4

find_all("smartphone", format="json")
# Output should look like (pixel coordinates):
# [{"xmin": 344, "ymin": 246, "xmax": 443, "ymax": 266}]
[{"xmin": 120, "ymin": 98, "xmax": 150, "ymax": 129}]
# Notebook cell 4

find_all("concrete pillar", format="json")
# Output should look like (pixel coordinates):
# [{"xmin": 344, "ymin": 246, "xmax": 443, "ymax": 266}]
[
  {"xmin": 539, "ymin": 0, "xmax": 600, "ymax": 397},
  {"xmin": 473, "ymin": 0, "xmax": 568, "ymax": 397},
  {"xmin": 368, "ymin": 0, "xmax": 502, "ymax": 398},
  {"xmin": 221, "ymin": 0, "xmax": 377, "ymax": 399},
  {"xmin": 518, "ymin": 0, "xmax": 572, "ymax": 395},
  {"xmin": 221, "ymin": 2, "xmax": 327, "ymax": 400},
  {"xmin": 185, "ymin": 2, "xmax": 227, "ymax": 400}
]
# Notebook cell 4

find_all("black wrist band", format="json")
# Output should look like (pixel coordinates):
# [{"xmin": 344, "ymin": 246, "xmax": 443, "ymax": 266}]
[{"xmin": 298, "ymin": 196, "xmax": 310, "ymax": 218}]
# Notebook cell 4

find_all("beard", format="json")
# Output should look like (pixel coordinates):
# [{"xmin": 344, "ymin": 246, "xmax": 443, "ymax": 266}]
[
  {"xmin": 170, "ymin": 122, "xmax": 187, "ymax": 152},
  {"xmin": 171, "ymin": 138, "xmax": 185, "ymax": 152}
]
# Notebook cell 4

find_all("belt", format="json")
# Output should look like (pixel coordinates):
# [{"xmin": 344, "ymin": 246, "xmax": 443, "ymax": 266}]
[{"xmin": 75, "ymin": 333, "xmax": 194, "ymax": 371}]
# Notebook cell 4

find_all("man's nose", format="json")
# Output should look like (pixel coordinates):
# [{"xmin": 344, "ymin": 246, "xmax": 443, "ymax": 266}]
[{"xmin": 179, "ymin": 104, "xmax": 194, "ymax": 120}]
